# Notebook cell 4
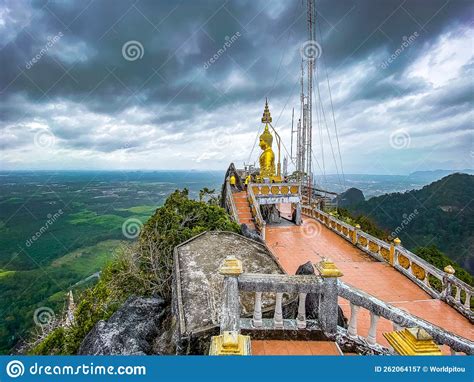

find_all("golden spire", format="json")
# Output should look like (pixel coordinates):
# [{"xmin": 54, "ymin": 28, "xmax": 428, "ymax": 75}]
[{"xmin": 261, "ymin": 98, "xmax": 272, "ymax": 124}]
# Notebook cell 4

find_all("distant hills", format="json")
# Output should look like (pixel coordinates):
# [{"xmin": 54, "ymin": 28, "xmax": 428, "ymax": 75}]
[
  {"xmin": 345, "ymin": 173, "xmax": 474, "ymax": 274},
  {"xmin": 408, "ymin": 169, "xmax": 474, "ymax": 183}
]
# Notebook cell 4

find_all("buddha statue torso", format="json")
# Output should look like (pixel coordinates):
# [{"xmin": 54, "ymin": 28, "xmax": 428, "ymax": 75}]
[{"xmin": 259, "ymin": 124, "xmax": 276, "ymax": 179}]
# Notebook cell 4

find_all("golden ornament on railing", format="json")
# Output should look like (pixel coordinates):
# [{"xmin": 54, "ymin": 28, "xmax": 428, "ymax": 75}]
[
  {"xmin": 444, "ymin": 265, "xmax": 455, "ymax": 275},
  {"xmin": 219, "ymin": 257, "xmax": 243, "ymax": 276},
  {"xmin": 358, "ymin": 236, "xmax": 368, "ymax": 247},
  {"xmin": 411, "ymin": 262, "xmax": 426, "ymax": 280},
  {"xmin": 209, "ymin": 331, "xmax": 251, "ymax": 356},
  {"xmin": 315, "ymin": 258, "xmax": 344, "ymax": 278},
  {"xmin": 368, "ymin": 241, "xmax": 379, "ymax": 254},
  {"xmin": 380, "ymin": 247, "xmax": 390, "ymax": 262},
  {"xmin": 398, "ymin": 253, "xmax": 411, "ymax": 269},
  {"xmin": 383, "ymin": 328, "xmax": 442, "ymax": 356}
]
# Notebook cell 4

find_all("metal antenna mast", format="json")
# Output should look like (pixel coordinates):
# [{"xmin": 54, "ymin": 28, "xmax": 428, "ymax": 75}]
[
  {"xmin": 306, "ymin": 0, "xmax": 315, "ymax": 190},
  {"xmin": 294, "ymin": 1, "xmax": 315, "ymax": 190}
]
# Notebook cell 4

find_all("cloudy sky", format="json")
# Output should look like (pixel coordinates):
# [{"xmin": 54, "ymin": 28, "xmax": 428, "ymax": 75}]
[{"xmin": 0, "ymin": 0, "xmax": 472, "ymax": 176}]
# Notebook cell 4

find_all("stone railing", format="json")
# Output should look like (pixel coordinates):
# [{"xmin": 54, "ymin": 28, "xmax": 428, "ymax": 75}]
[
  {"xmin": 247, "ymin": 184, "xmax": 266, "ymax": 239},
  {"xmin": 337, "ymin": 281, "xmax": 474, "ymax": 355},
  {"xmin": 212, "ymin": 257, "xmax": 474, "ymax": 355},
  {"xmin": 302, "ymin": 205, "xmax": 474, "ymax": 322},
  {"xmin": 443, "ymin": 273, "xmax": 473, "ymax": 319},
  {"xmin": 250, "ymin": 182, "xmax": 301, "ymax": 196},
  {"xmin": 237, "ymin": 273, "xmax": 332, "ymax": 333},
  {"xmin": 218, "ymin": 258, "xmax": 341, "ymax": 337},
  {"xmin": 224, "ymin": 179, "xmax": 239, "ymax": 223}
]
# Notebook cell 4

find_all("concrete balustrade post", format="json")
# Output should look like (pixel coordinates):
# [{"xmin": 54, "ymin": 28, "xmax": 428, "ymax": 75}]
[
  {"xmin": 390, "ymin": 238, "xmax": 401, "ymax": 266},
  {"xmin": 454, "ymin": 286, "xmax": 461, "ymax": 302},
  {"xmin": 219, "ymin": 257, "xmax": 243, "ymax": 333},
  {"xmin": 367, "ymin": 312, "xmax": 380, "ymax": 346},
  {"xmin": 296, "ymin": 293, "xmax": 307, "ymax": 329},
  {"xmin": 441, "ymin": 265, "xmax": 455, "ymax": 299},
  {"xmin": 274, "ymin": 292, "xmax": 284, "ymax": 329},
  {"xmin": 464, "ymin": 293, "xmax": 471, "ymax": 310},
  {"xmin": 348, "ymin": 303, "xmax": 360, "ymax": 339},
  {"xmin": 352, "ymin": 224, "xmax": 360, "ymax": 245},
  {"xmin": 252, "ymin": 292, "xmax": 263, "ymax": 328},
  {"xmin": 316, "ymin": 259, "xmax": 343, "ymax": 335}
]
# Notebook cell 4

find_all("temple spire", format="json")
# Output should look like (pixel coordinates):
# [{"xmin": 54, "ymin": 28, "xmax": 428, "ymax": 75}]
[{"xmin": 261, "ymin": 98, "xmax": 272, "ymax": 124}]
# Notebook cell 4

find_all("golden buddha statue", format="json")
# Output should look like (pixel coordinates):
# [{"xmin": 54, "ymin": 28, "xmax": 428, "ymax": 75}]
[
  {"xmin": 258, "ymin": 100, "xmax": 281, "ymax": 182},
  {"xmin": 259, "ymin": 124, "xmax": 276, "ymax": 179}
]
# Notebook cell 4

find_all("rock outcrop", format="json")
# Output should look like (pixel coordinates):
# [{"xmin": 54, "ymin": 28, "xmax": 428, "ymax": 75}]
[
  {"xmin": 295, "ymin": 261, "xmax": 348, "ymax": 328},
  {"xmin": 241, "ymin": 223, "xmax": 263, "ymax": 243},
  {"xmin": 78, "ymin": 296, "xmax": 167, "ymax": 355},
  {"xmin": 334, "ymin": 187, "xmax": 365, "ymax": 207}
]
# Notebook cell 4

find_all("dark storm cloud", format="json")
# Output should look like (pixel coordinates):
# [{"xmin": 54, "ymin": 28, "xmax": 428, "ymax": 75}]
[{"xmin": 0, "ymin": 0, "xmax": 472, "ymax": 172}]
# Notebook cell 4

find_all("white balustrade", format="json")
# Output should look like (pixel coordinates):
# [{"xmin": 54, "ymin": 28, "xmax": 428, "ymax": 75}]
[
  {"xmin": 252, "ymin": 292, "xmax": 263, "ymax": 328},
  {"xmin": 367, "ymin": 312, "xmax": 380, "ymax": 346},
  {"xmin": 347, "ymin": 303, "xmax": 360, "ymax": 339},
  {"xmin": 274, "ymin": 292, "xmax": 284, "ymax": 329},
  {"xmin": 464, "ymin": 293, "xmax": 471, "ymax": 310},
  {"xmin": 455, "ymin": 286, "xmax": 461, "ymax": 303},
  {"xmin": 296, "ymin": 293, "xmax": 307, "ymax": 329}
]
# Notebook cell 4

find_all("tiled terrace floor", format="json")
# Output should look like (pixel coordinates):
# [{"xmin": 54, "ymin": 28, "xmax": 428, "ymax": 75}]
[
  {"xmin": 251, "ymin": 340, "xmax": 341, "ymax": 355},
  {"xmin": 264, "ymin": 205, "xmax": 473, "ymax": 351}
]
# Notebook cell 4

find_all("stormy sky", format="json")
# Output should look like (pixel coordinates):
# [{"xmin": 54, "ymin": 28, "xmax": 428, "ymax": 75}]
[{"xmin": 0, "ymin": 0, "xmax": 473, "ymax": 176}]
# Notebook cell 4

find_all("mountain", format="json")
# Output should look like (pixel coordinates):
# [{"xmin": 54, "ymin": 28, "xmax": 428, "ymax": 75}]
[
  {"xmin": 347, "ymin": 173, "xmax": 474, "ymax": 274},
  {"xmin": 408, "ymin": 169, "xmax": 474, "ymax": 183},
  {"xmin": 333, "ymin": 187, "xmax": 365, "ymax": 207}
]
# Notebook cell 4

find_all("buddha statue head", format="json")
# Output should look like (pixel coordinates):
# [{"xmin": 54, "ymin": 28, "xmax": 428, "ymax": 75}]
[{"xmin": 259, "ymin": 124, "xmax": 273, "ymax": 150}]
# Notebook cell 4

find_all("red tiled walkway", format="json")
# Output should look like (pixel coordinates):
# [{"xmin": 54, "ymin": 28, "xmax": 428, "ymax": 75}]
[
  {"xmin": 252, "ymin": 340, "xmax": 341, "ymax": 355},
  {"xmin": 265, "ymin": 204, "xmax": 474, "ymax": 349}
]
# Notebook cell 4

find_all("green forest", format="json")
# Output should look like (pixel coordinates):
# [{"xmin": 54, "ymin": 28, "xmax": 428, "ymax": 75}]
[{"xmin": 345, "ymin": 173, "xmax": 474, "ymax": 275}]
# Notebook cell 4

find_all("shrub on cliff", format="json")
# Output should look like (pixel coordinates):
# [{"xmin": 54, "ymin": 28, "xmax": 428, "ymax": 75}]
[{"xmin": 138, "ymin": 189, "xmax": 240, "ymax": 300}]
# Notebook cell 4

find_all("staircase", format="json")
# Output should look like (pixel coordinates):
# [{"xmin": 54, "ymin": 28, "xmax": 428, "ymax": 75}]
[{"xmin": 233, "ymin": 191, "xmax": 255, "ymax": 230}]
